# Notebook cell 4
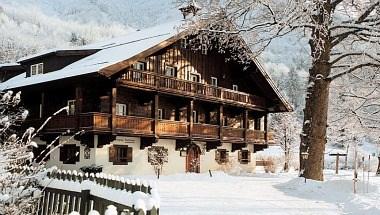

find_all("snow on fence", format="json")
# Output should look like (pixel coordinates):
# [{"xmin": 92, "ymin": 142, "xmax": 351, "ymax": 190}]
[{"xmin": 9, "ymin": 166, "xmax": 160, "ymax": 215}]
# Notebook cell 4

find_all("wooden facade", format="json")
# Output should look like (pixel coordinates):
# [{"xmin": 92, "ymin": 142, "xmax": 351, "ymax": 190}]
[{"xmin": 6, "ymin": 34, "xmax": 290, "ymax": 153}]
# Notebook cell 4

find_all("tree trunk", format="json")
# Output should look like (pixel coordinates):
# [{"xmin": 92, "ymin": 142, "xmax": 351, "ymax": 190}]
[{"xmin": 300, "ymin": 2, "xmax": 332, "ymax": 181}]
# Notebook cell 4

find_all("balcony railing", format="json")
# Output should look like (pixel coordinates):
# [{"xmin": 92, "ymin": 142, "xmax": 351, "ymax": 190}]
[
  {"xmin": 45, "ymin": 115, "xmax": 77, "ymax": 131},
  {"xmin": 193, "ymin": 123, "xmax": 219, "ymax": 139},
  {"xmin": 79, "ymin": 112, "xmax": 111, "ymax": 132},
  {"xmin": 222, "ymin": 127, "xmax": 245, "ymax": 142},
  {"xmin": 157, "ymin": 120, "xmax": 188, "ymax": 137},
  {"xmin": 115, "ymin": 115, "xmax": 153, "ymax": 135},
  {"xmin": 119, "ymin": 70, "xmax": 266, "ymax": 108}
]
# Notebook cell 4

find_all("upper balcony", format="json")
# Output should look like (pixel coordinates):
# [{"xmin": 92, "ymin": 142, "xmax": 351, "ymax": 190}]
[{"xmin": 117, "ymin": 70, "xmax": 266, "ymax": 109}]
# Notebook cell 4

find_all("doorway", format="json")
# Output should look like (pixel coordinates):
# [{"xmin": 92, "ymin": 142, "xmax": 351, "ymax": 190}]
[{"xmin": 186, "ymin": 144, "xmax": 201, "ymax": 173}]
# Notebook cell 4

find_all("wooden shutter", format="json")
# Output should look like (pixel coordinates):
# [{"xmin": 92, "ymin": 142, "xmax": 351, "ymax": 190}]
[
  {"xmin": 247, "ymin": 151, "xmax": 251, "ymax": 163},
  {"xmin": 127, "ymin": 147, "xmax": 133, "ymax": 162},
  {"xmin": 76, "ymin": 146, "xmax": 80, "ymax": 162},
  {"xmin": 109, "ymin": 145, "xmax": 116, "ymax": 162},
  {"xmin": 238, "ymin": 150, "xmax": 242, "ymax": 163}
]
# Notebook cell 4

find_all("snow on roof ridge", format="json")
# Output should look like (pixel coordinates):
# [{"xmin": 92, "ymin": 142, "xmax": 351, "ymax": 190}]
[{"xmin": 0, "ymin": 62, "xmax": 20, "ymax": 68}]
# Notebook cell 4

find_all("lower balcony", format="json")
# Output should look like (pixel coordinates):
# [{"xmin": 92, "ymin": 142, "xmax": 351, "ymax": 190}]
[{"xmin": 33, "ymin": 113, "xmax": 274, "ymax": 144}]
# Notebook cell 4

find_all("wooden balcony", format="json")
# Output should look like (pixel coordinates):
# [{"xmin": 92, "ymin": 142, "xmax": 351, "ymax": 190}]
[
  {"xmin": 114, "ymin": 115, "xmax": 153, "ymax": 135},
  {"xmin": 222, "ymin": 127, "xmax": 245, "ymax": 142},
  {"xmin": 79, "ymin": 112, "xmax": 111, "ymax": 132},
  {"xmin": 119, "ymin": 70, "xmax": 266, "ymax": 109},
  {"xmin": 44, "ymin": 113, "xmax": 111, "ymax": 133},
  {"xmin": 157, "ymin": 120, "xmax": 188, "ymax": 137},
  {"xmin": 246, "ymin": 130, "xmax": 275, "ymax": 144},
  {"xmin": 193, "ymin": 123, "xmax": 219, "ymax": 140}
]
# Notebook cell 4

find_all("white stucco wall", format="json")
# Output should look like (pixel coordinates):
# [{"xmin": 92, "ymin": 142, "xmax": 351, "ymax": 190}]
[{"xmin": 35, "ymin": 135, "xmax": 256, "ymax": 176}]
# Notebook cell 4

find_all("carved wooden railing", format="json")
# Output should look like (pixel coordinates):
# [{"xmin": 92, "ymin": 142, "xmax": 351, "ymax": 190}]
[
  {"xmin": 157, "ymin": 120, "xmax": 188, "ymax": 136},
  {"xmin": 115, "ymin": 115, "xmax": 153, "ymax": 134},
  {"xmin": 193, "ymin": 123, "xmax": 219, "ymax": 139},
  {"xmin": 45, "ymin": 114, "xmax": 77, "ymax": 131},
  {"xmin": 79, "ymin": 112, "xmax": 111, "ymax": 131},
  {"xmin": 119, "ymin": 70, "xmax": 266, "ymax": 108},
  {"xmin": 222, "ymin": 127, "xmax": 245, "ymax": 141}
]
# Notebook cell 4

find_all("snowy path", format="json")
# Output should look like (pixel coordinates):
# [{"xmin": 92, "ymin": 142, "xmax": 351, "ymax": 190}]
[{"xmin": 157, "ymin": 172, "xmax": 342, "ymax": 215}]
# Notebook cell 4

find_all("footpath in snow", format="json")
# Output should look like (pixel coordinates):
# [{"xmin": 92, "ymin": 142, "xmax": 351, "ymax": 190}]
[{"xmin": 136, "ymin": 170, "xmax": 380, "ymax": 215}]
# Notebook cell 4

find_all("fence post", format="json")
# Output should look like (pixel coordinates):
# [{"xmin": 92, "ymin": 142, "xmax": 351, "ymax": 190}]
[{"xmin": 80, "ymin": 189, "xmax": 90, "ymax": 215}]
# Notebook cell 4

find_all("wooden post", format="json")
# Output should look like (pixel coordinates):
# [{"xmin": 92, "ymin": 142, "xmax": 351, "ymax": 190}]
[
  {"xmin": 40, "ymin": 92, "xmax": 45, "ymax": 118},
  {"xmin": 243, "ymin": 109, "xmax": 248, "ymax": 143},
  {"xmin": 264, "ymin": 114, "xmax": 268, "ymax": 143},
  {"xmin": 80, "ymin": 189, "xmax": 90, "ymax": 215},
  {"xmin": 218, "ymin": 105, "xmax": 224, "ymax": 141},
  {"xmin": 188, "ymin": 100, "xmax": 194, "ymax": 138},
  {"xmin": 153, "ymin": 94, "xmax": 159, "ymax": 135},
  {"xmin": 75, "ymin": 87, "xmax": 83, "ymax": 130},
  {"xmin": 111, "ymin": 87, "xmax": 117, "ymax": 134},
  {"xmin": 335, "ymin": 153, "xmax": 340, "ymax": 174}
]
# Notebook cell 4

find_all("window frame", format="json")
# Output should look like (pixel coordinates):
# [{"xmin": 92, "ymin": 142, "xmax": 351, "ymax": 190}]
[
  {"xmin": 30, "ymin": 63, "xmax": 43, "ymax": 76},
  {"xmin": 232, "ymin": 84, "xmax": 238, "ymax": 91},
  {"xmin": 239, "ymin": 150, "xmax": 251, "ymax": 164},
  {"xmin": 192, "ymin": 110, "xmax": 198, "ymax": 123},
  {"xmin": 211, "ymin": 77, "xmax": 218, "ymax": 87},
  {"xmin": 165, "ymin": 65, "xmax": 177, "ymax": 77},
  {"xmin": 67, "ymin": 100, "xmax": 76, "ymax": 115},
  {"xmin": 109, "ymin": 144, "xmax": 133, "ymax": 165},
  {"xmin": 60, "ymin": 144, "xmax": 80, "ymax": 164},
  {"xmin": 133, "ymin": 61, "xmax": 146, "ymax": 71},
  {"xmin": 158, "ymin": 108, "xmax": 164, "ymax": 120},
  {"xmin": 215, "ymin": 149, "xmax": 229, "ymax": 164},
  {"xmin": 116, "ymin": 103, "xmax": 127, "ymax": 116}
]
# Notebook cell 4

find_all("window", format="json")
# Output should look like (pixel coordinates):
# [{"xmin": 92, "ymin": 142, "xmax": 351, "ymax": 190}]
[
  {"xmin": 192, "ymin": 110, "xmax": 198, "ymax": 123},
  {"xmin": 158, "ymin": 109, "xmax": 164, "ymax": 120},
  {"xmin": 211, "ymin": 77, "xmax": 218, "ymax": 87},
  {"xmin": 181, "ymin": 38, "xmax": 188, "ymax": 49},
  {"xmin": 165, "ymin": 66, "xmax": 177, "ymax": 77},
  {"xmin": 232, "ymin": 84, "xmax": 238, "ymax": 91},
  {"xmin": 191, "ymin": 73, "xmax": 200, "ymax": 83},
  {"xmin": 215, "ymin": 149, "xmax": 229, "ymax": 164},
  {"xmin": 30, "ymin": 63, "xmax": 43, "ymax": 76},
  {"xmin": 238, "ymin": 150, "xmax": 251, "ymax": 164},
  {"xmin": 109, "ymin": 145, "xmax": 133, "ymax": 165},
  {"xmin": 67, "ymin": 100, "xmax": 76, "ymax": 115},
  {"xmin": 133, "ymin": 61, "xmax": 146, "ymax": 70},
  {"xmin": 59, "ymin": 144, "xmax": 80, "ymax": 164},
  {"xmin": 116, "ymin": 103, "xmax": 127, "ymax": 116},
  {"xmin": 201, "ymin": 44, "xmax": 208, "ymax": 55}
]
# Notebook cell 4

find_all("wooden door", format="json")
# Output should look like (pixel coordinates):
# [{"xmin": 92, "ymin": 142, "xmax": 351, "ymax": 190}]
[{"xmin": 186, "ymin": 144, "xmax": 201, "ymax": 173}]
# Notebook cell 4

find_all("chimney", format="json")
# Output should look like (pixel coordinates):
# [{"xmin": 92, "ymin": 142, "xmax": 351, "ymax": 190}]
[{"xmin": 179, "ymin": 0, "xmax": 201, "ymax": 19}]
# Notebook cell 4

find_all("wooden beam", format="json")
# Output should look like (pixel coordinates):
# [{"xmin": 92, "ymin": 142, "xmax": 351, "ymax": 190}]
[
  {"xmin": 264, "ymin": 114, "xmax": 268, "ymax": 143},
  {"xmin": 75, "ymin": 87, "xmax": 83, "ymax": 114},
  {"xmin": 111, "ymin": 87, "xmax": 117, "ymax": 134},
  {"xmin": 40, "ymin": 92, "xmax": 45, "ymax": 118},
  {"xmin": 218, "ymin": 104, "xmax": 224, "ymax": 141},
  {"xmin": 153, "ymin": 94, "xmax": 159, "ymax": 136},
  {"xmin": 188, "ymin": 99, "xmax": 194, "ymax": 138},
  {"xmin": 243, "ymin": 109, "xmax": 248, "ymax": 143}
]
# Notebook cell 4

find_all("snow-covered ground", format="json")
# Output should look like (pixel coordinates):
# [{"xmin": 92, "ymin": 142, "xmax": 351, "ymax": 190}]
[{"xmin": 139, "ymin": 170, "xmax": 380, "ymax": 215}]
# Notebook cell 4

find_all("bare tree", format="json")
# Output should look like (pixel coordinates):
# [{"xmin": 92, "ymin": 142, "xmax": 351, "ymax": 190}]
[{"xmin": 178, "ymin": 0, "xmax": 380, "ymax": 180}]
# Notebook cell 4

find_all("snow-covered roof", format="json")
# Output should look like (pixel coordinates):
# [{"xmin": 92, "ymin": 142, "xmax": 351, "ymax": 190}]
[
  {"xmin": 17, "ymin": 47, "xmax": 99, "ymax": 63},
  {"xmin": 0, "ymin": 63, "xmax": 20, "ymax": 68},
  {"xmin": 0, "ymin": 21, "xmax": 183, "ymax": 90}
]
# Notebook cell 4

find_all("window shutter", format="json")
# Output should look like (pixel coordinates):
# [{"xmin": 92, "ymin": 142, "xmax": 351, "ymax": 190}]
[
  {"xmin": 109, "ymin": 145, "xmax": 116, "ymax": 162},
  {"xmin": 225, "ymin": 151, "xmax": 229, "ymax": 162},
  {"xmin": 215, "ymin": 150, "xmax": 220, "ymax": 162},
  {"xmin": 76, "ymin": 146, "xmax": 80, "ymax": 162},
  {"xmin": 247, "ymin": 151, "xmax": 251, "ymax": 163},
  {"xmin": 127, "ymin": 147, "xmax": 133, "ymax": 162},
  {"xmin": 59, "ymin": 146, "xmax": 64, "ymax": 161},
  {"xmin": 238, "ymin": 150, "xmax": 242, "ymax": 163}
]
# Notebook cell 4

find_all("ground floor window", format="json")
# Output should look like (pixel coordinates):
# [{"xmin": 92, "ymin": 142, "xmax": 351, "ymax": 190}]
[
  {"xmin": 33, "ymin": 144, "xmax": 50, "ymax": 163},
  {"xmin": 238, "ymin": 150, "xmax": 251, "ymax": 164},
  {"xmin": 60, "ymin": 144, "xmax": 80, "ymax": 164},
  {"xmin": 215, "ymin": 149, "xmax": 229, "ymax": 164},
  {"xmin": 109, "ymin": 145, "xmax": 133, "ymax": 165}
]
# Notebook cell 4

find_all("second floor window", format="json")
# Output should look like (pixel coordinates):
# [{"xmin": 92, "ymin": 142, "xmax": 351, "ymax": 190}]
[
  {"xmin": 116, "ymin": 103, "xmax": 127, "ymax": 116},
  {"xmin": 211, "ymin": 77, "xmax": 218, "ymax": 87},
  {"xmin": 232, "ymin": 84, "xmax": 238, "ymax": 91},
  {"xmin": 31, "ymin": 63, "xmax": 43, "ymax": 76},
  {"xmin": 191, "ymin": 73, "xmax": 200, "ymax": 83},
  {"xmin": 158, "ymin": 108, "xmax": 164, "ymax": 120},
  {"xmin": 192, "ymin": 110, "xmax": 198, "ymax": 123},
  {"xmin": 165, "ymin": 66, "xmax": 177, "ymax": 77},
  {"xmin": 67, "ymin": 100, "xmax": 76, "ymax": 115},
  {"xmin": 133, "ymin": 61, "xmax": 146, "ymax": 70}
]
